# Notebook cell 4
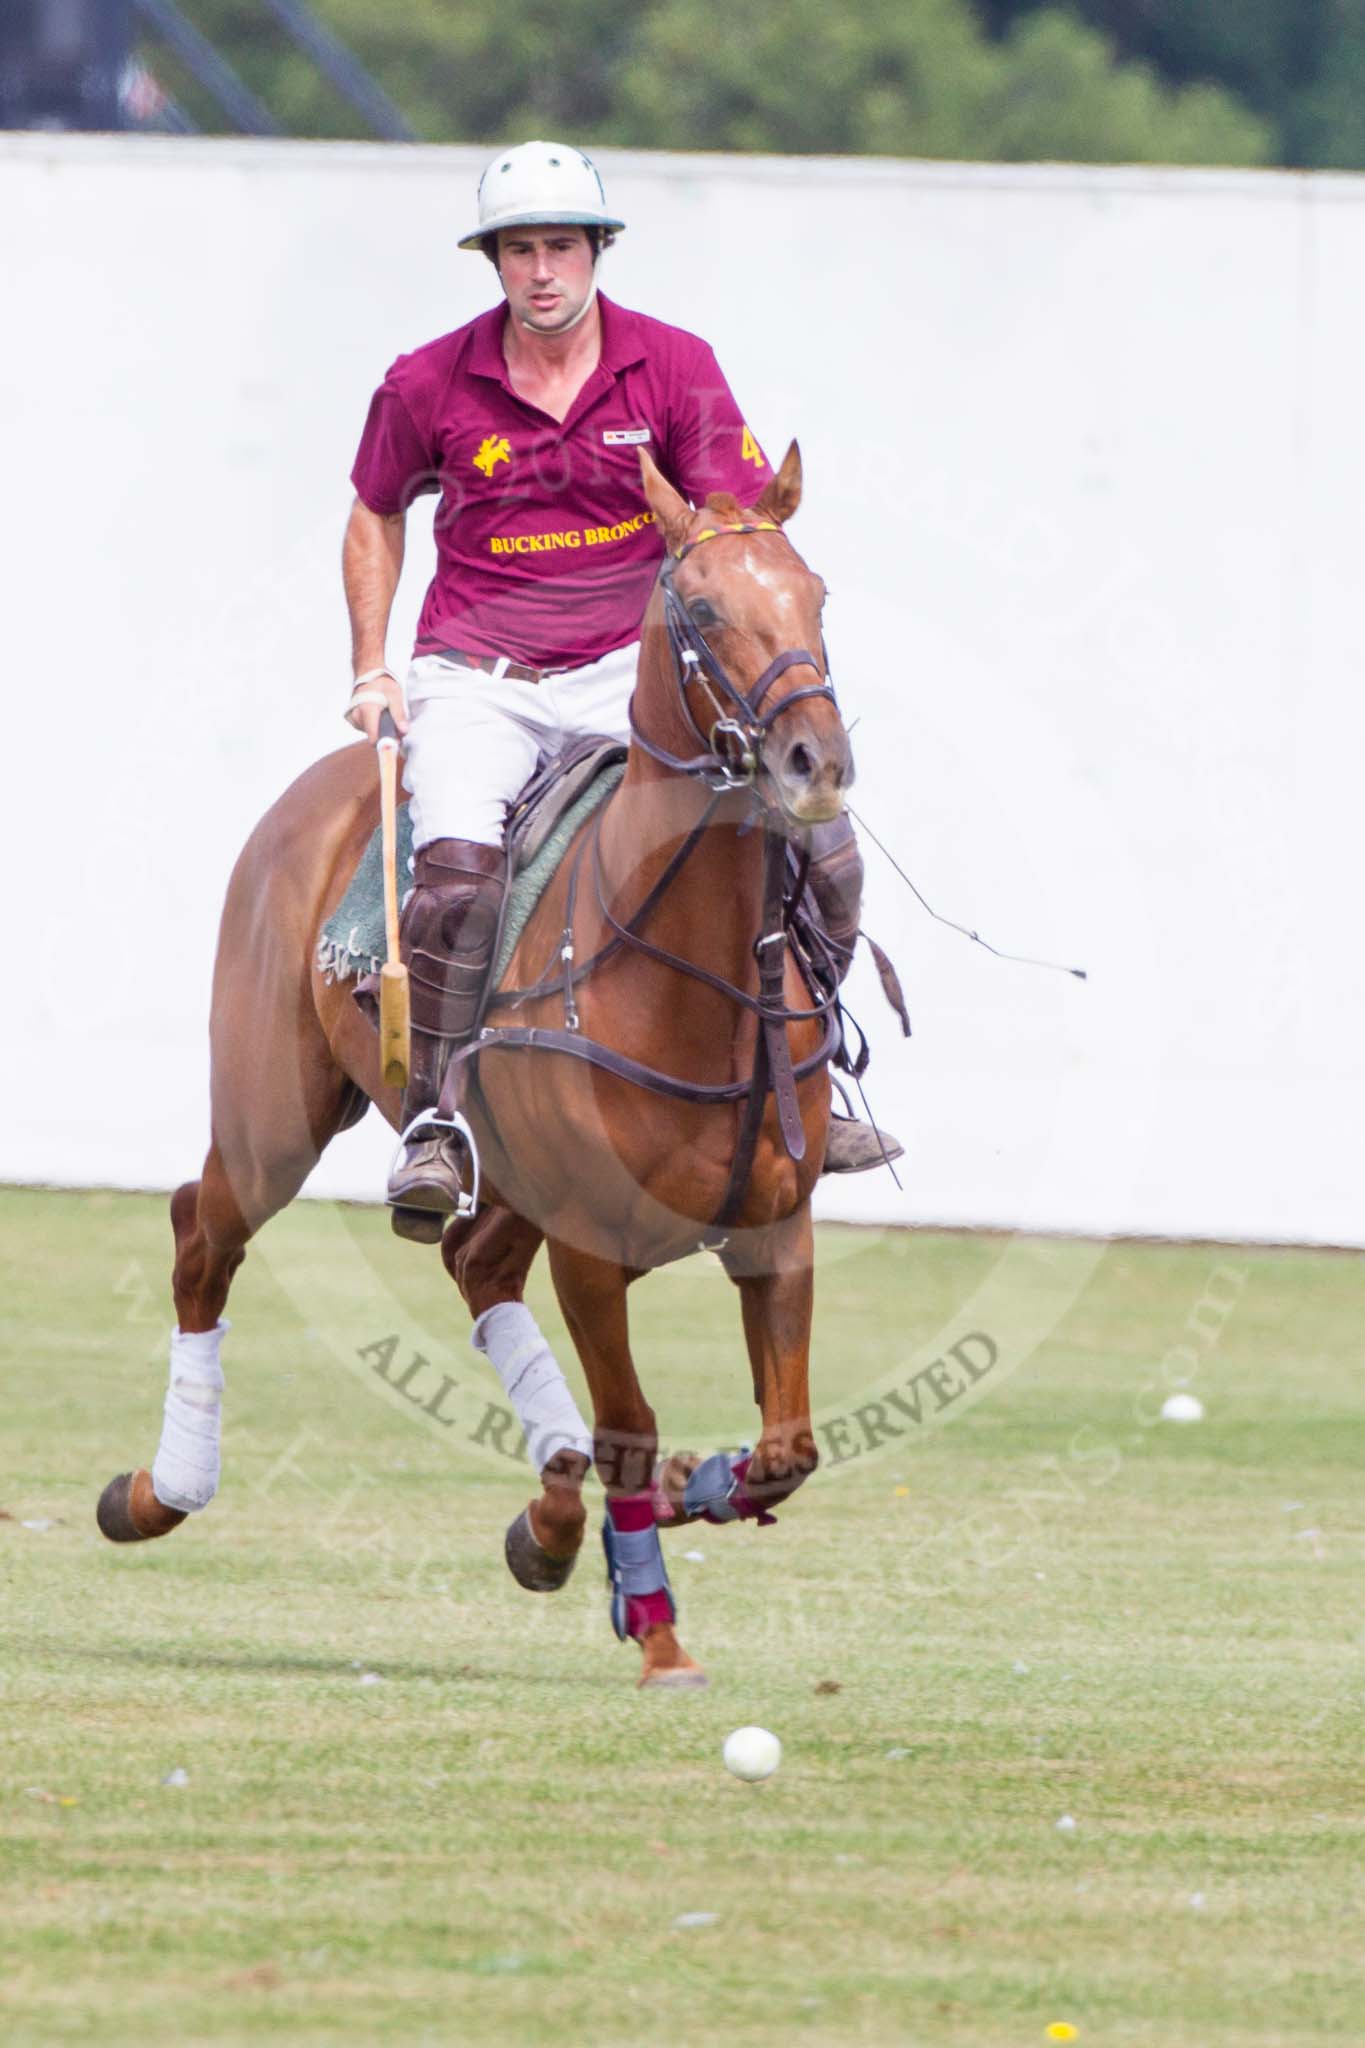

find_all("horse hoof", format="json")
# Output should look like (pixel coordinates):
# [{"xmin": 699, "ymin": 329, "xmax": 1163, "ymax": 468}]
[
  {"xmin": 504, "ymin": 1506, "xmax": 578, "ymax": 1592},
  {"xmin": 96, "ymin": 1470, "xmax": 187, "ymax": 1544},
  {"xmin": 639, "ymin": 1661, "xmax": 709, "ymax": 1691},
  {"xmin": 637, "ymin": 1626, "xmax": 708, "ymax": 1689}
]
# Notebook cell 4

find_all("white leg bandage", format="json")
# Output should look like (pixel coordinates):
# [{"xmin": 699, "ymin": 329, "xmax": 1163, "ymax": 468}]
[
  {"xmin": 151, "ymin": 1321, "xmax": 227, "ymax": 1513},
  {"xmin": 471, "ymin": 1302, "xmax": 593, "ymax": 1473}
]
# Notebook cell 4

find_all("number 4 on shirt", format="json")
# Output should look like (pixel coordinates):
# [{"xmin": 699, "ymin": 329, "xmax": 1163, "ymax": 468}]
[{"xmin": 741, "ymin": 424, "xmax": 766, "ymax": 467}]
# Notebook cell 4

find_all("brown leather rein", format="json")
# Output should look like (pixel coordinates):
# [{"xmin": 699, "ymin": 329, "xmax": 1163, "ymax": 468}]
[{"xmin": 435, "ymin": 523, "xmax": 846, "ymax": 1233}]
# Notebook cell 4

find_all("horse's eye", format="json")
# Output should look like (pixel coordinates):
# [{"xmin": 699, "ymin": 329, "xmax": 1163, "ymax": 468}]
[{"xmin": 688, "ymin": 599, "xmax": 721, "ymax": 631}]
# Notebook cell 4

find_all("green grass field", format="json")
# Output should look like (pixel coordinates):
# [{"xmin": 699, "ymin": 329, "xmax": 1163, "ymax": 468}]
[{"xmin": 2, "ymin": 1187, "xmax": 1362, "ymax": 2048}]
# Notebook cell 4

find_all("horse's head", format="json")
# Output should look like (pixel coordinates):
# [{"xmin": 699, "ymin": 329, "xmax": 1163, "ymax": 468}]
[{"xmin": 636, "ymin": 442, "xmax": 853, "ymax": 826}]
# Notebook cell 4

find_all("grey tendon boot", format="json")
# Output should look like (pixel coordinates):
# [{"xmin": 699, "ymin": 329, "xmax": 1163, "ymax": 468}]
[{"xmin": 807, "ymin": 814, "xmax": 906, "ymax": 1174}]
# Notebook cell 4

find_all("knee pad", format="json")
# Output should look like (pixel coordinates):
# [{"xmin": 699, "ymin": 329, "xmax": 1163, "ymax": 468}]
[
  {"xmin": 806, "ymin": 815, "xmax": 863, "ymax": 976},
  {"xmin": 402, "ymin": 840, "xmax": 506, "ymax": 1040}
]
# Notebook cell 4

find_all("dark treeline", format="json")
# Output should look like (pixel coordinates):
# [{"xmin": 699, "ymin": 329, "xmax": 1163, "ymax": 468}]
[
  {"xmin": 978, "ymin": 0, "xmax": 1365, "ymax": 166},
  {"xmin": 143, "ymin": 0, "xmax": 1364, "ymax": 168}
]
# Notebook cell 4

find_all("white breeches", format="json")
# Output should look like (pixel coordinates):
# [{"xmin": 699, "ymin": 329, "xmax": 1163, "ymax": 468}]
[{"xmin": 402, "ymin": 641, "xmax": 639, "ymax": 851}]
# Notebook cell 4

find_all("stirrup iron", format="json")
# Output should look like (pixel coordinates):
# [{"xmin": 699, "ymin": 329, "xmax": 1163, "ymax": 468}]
[{"xmin": 388, "ymin": 1106, "xmax": 482, "ymax": 1219}]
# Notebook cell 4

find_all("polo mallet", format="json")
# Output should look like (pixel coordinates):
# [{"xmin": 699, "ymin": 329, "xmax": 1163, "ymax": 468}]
[{"xmin": 376, "ymin": 710, "xmax": 410, "ymax": 1091}]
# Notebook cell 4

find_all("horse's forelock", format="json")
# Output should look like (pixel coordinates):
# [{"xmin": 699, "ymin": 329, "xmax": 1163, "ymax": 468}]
[{"xmin": 700, "ymin": 491, "xmax": 746, "ymax": 527}]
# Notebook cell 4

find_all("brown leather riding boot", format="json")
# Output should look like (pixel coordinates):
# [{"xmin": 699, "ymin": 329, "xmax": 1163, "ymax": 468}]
[
  {"xmin": 806, "ymin": 816, "xmax": 905, "ymax": 1176},
  {"xmin": 387, "ymin": 839, "xmax": 506, "ymax": 1241}
]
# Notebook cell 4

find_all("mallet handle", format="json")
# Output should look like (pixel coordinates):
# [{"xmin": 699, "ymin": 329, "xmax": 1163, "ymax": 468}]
[
  {"xmin": 376, "ymin": 715, "xmax": 410, "ymax": 1091},
  {"xmin": 378, "ymin": 735, "xmax": 402, "ymax": 964}
]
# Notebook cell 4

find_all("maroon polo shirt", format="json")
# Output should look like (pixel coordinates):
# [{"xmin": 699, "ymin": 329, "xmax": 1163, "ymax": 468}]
[{"xmin": 350, "ymin": 293, "xmax": 775, "ymax": 670}]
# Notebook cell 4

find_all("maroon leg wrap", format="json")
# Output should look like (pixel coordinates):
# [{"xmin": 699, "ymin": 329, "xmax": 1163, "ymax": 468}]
[
  {"xmin": 605, "ymin": 1492, "xmax": 676, "ymax": 1639},
  {"xmin": 723, "ymin": 1453, "xmax": 779, "ymax": 1526}
]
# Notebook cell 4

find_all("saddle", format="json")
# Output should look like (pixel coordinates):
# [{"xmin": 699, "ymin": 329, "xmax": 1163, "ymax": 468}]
[
  {"xmin": 316, "ymin": 735, "xmax": 627, "ymax": 996},
  {"xmin": 317, "ymin": 733, "xmax": 909, "ymax": 1107},
  {"xmin": 505, "ymin": 734, "xmax": 627, "ymax": 872}
]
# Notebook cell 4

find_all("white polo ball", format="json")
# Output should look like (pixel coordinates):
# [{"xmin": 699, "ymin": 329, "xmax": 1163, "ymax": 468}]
[
  {"xmin": 1161, "ymin": 1392, "xmax": 1205, "ymax": 1424},
  {"xmin": 722, "ymin": 1725, "xmax": 782, "ymax": 1782}
]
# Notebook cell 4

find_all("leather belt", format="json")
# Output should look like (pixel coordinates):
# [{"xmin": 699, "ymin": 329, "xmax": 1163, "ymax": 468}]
[{"xmin": 439, "ymin": 646, "xmax": 555, "ymax": 685}]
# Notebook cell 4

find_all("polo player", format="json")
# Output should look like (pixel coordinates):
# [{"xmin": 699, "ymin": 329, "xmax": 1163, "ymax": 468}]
[{"xmin": 342, "ymin": 140, "xmax": 900, "ymax": 1235}]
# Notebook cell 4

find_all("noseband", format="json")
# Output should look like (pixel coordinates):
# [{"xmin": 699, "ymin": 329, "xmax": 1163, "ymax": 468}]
[{"xmin": 628, "ymin": 522, "xmax": 839, "ymax": 793}]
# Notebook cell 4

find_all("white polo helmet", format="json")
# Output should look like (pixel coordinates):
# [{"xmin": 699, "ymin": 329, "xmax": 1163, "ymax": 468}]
[{"xmin": 458, "ymin": 139, "xmax": 625, "ymax": 250}]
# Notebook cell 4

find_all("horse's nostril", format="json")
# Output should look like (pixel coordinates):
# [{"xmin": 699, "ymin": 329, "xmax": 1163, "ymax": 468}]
[{"xmin": 788, "ymin": 742, "xmax": 815, "ymax": 783}]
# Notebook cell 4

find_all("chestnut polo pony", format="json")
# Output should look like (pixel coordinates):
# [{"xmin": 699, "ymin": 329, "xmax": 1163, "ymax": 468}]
[{"xmin": 98, "ymin": 445, "xmax": 855, "ymax": 1687}]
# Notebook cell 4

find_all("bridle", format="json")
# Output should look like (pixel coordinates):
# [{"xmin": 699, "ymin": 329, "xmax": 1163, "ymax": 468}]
[
  {"xmin": 628, "ymin": 522, "xmax": 839, "ymax": 796},
  {"xmin": 439, "ymin": 516, "xmax": 851, "ymax": 1237}
]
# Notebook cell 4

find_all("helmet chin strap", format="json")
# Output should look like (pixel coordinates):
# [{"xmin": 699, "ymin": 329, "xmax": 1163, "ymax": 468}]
[{"xmin": 512, "ymin": 271, "xmax": 599, "ymax": 336}]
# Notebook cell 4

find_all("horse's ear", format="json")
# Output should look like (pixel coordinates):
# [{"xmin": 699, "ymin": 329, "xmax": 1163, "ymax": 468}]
[
  {"xmin": 755, "ymin": 439, "xmax": 802, "ymax": 526},
  {"xmin": 638, "ymin": 448, "xmax": 692, "ymax": 555}
]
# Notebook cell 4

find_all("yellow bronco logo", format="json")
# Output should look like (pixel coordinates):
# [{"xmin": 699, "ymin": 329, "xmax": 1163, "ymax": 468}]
[{"xmin": 473, "ymin": 434, "xmax": 511, "ymax": 478}]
